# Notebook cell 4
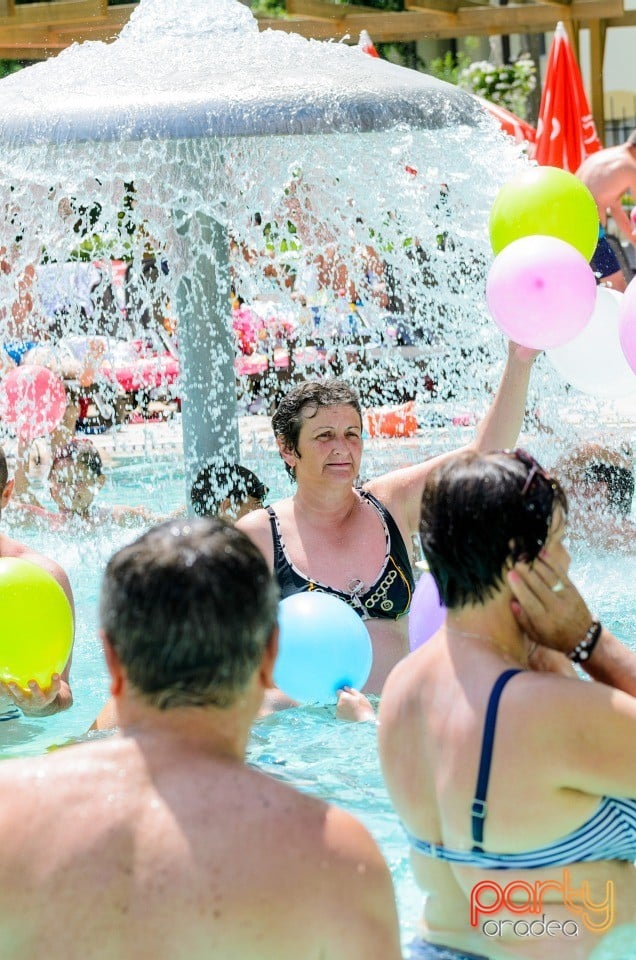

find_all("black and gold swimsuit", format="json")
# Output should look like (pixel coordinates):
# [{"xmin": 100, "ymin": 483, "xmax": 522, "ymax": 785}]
[{"xmin": 266, "ymin": 490, "xmax": 414, "ymax": 621}]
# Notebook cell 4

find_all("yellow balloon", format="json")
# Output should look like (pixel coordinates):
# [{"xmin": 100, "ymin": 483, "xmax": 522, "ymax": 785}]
[
  {"xmin": 0, "ymin": 558, "xmax": 73, "ymax": 691},
  {"xmin": 489, "ymin": 166, "xmax": 599, "ymax": 262}
]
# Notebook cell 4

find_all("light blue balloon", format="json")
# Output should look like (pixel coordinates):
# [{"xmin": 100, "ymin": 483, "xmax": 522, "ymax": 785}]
[{"xmin": 274, "ymin": 593, "xmax": 373, "ymax": 703}]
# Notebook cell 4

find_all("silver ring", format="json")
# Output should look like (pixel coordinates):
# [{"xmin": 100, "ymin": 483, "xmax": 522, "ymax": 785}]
[{"xmin": 551, "ymin": 581, "xmax": 565, "ymax": 593}]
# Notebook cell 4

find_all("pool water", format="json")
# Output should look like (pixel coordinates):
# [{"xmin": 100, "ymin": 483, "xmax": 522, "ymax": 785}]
[{"xmin": 1, "ymin": 449, "xmax": 635, "ymax": 955}]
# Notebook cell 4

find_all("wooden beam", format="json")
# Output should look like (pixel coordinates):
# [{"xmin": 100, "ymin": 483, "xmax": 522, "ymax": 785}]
[
  {"xmin": 0, "ymin": 5, "xmax": 135, "ymax": 58},
  {"xmin": 404, "ymin": 0, "xmax": 623, "ymax": 36},
  {"xmin": 286, "ymin": 0, "xmax": 490, "ymax": 20},
  {"xmin": 0, "ymin": 0, "xmax": 630, "ymax": 60},
  {"xmin": 286, "ymin": 0, "xmax": 381, "ymax": 17},
  {"xmin": 589, "ymin": 17, "xmax": 607, "ymax": 145},
  {"xmin": 0, "ymin": 1, "xmax": 107, "ymax": 27},
  {"xmin": 607, "ymin": 11, "xmax": 636, "ymax": 26},
  {"xmin": 261, "ymin": 8, "xmax": 626, "ymax": 42},
  {"xmin": 264, "ymin": 10, "xmax": 457, "ymax": 41}
]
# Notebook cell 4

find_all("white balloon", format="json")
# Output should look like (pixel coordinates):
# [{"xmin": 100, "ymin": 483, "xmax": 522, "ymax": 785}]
[{"xmin": 547, "ymin": 287, "xmax": 636, "ymax": 398}]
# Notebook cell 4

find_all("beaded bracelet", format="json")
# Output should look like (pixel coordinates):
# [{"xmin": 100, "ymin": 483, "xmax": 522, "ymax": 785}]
[{"xmin": 567, "ymin": 619, "xmax": 602, "ymax": 663}]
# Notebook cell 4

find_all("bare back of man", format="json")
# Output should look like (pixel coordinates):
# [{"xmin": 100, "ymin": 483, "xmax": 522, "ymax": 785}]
[
  {"xmin": 0, "ymin": 717, "xmax": 398, "ymax": 960},
  {"xmin": 0, "ymin": 519, "xmax": 401, "ymax": 960}
]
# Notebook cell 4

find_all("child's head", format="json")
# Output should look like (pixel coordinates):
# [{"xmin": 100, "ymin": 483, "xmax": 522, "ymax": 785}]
[
  {"xmin": 190, "ymin": 462, "xmax": 267, "ymax": 522},
  {"xmin": 49, "ymin": 438, "xmax": 105, "ymax": 516}
]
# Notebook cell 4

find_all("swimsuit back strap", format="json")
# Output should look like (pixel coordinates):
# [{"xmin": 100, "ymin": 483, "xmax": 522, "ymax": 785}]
[{"xmin": 471, "ymin": 668, "xmax": 522, "ymax": 850}]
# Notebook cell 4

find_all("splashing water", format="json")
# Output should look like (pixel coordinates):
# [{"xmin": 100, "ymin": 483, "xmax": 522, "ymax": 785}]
[{"xmin": 0, "ymin": 5, "xmax": 634, "ymax": 953}]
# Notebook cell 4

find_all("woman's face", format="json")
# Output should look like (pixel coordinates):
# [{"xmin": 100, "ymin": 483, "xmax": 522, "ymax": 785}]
[{"xmin": 286, "ymin": 403, "xmax": 363, "ymax": 485}]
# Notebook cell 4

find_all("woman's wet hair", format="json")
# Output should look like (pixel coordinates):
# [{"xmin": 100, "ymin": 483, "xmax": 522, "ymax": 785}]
[
  {"xmin": 419, "ymin": 449, "xmax": 568, "ymax": 609},
  {"xmin": 100, "ymin": 518, "xmax": 279, "ymax": 710},
  {"xmin": 271, "ymin": 379, "xmax": 362, "ymax": 480}
]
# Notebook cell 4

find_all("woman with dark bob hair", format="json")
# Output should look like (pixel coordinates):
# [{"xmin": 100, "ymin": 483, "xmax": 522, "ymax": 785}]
[
  {"xmin": 378, "ymin": 448, "xmax": 636, "ymax": 959},
  {"xmin": 237, "ymin": 343, "xmax": 537, "ymax": 719}
]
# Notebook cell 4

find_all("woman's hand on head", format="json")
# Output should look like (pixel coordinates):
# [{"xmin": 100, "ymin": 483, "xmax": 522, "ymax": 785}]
[{"xmin": 507, "ymin": 553, "xmax": 593, "ymax": 656}]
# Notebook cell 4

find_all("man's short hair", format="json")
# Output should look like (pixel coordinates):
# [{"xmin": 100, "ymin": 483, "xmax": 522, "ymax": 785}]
[
  {"xmin": 272, "ymin": 379, "xmax": 362, "ymax": 480},
  {"xmin": 190, "ymin": 462, "xmax": 268, "ymax": 517},
  {"xmin": 99, "ymin": 518, "xmax": 279, "ymax": 710}
]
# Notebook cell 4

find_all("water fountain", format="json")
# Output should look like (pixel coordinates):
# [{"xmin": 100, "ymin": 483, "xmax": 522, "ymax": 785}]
[
  {"xmin": 0, "ymin": 0, "xmax": 526, "ymax": 498},
  {"xmin": 1, "ymin": 9, "xmax": 635, "ymax": 955}
]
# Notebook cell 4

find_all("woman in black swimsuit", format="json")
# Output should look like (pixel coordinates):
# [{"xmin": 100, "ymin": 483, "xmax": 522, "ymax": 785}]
[{"xmin": 238, "ymin": 342, "xmax": 536, "ymax": 719}]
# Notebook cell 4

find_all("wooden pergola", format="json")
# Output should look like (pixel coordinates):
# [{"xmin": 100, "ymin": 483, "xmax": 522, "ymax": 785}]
[{"xmin": 0, "ymin": 0, "xmax": 634, "ymax": 140}]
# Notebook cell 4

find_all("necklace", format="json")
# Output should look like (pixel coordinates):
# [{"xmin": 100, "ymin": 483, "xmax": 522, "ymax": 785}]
[{"xmin": 347, "ymin": 578, "xmax": 366, "ymax": 596}]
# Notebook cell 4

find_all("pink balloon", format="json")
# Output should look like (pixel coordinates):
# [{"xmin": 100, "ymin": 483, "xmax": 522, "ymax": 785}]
[
  {"xmin": 486, "ymin": 235, "xmax": 597, "ymax": 349},
  {"xmin": 408, "ymin": 572, "xmax": 446, "ymax": 652},
  {"xmin": 619, "ymin": 278, "xmax": 636, "ymax": 375},
  {"xmin": 0, "ymin": 365, "xmax": 67, "ymax": 442}
]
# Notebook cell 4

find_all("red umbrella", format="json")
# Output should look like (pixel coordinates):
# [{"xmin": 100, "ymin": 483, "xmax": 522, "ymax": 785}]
[
  {"xmin": 476, "ymin": 97, "xmax": 536, "ymax": 144},
  {"xmin": 533, "ymin": 21, "xmax": 602, "ymax": 172},
  {"xmin": 358, "ymin": 29, "xmax": 380, "ymax": 59}
]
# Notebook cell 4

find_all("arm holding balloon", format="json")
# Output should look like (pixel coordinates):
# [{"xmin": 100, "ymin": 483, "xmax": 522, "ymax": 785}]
[
  {"xmin": 8, "ymin": 549, "xmax": 74, "ymax": 715},
  {"xmin": 472, "ymin": 340, "xmax": 539, "ymax": 455},
  {"xmin": 336, "ymin": 687, "xmax": 376, "ymax": 722},
  {"xmin": 0, "ymin": 671, "xmax": 70, "ymax": 717},
  {"xmin": 369, "ymin": 340, "xmax": 537, "ymax": 536}
]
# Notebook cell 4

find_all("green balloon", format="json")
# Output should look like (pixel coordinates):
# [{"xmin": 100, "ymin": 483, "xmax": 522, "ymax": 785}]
[
  {"xmin": 0, "ymin": 558, "xmax": 73, "ymax": 691},
  {"xmin": 489, "ymin": 166, "xmax": 599, "ymax": 262}
]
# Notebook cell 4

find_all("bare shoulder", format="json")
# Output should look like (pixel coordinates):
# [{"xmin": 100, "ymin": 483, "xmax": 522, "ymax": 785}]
[
  {"xmin": 365, "ymin": 464, "xmax": 422, "ymax": 521},
  {"xmin": 366, "ymin": 451, "xmax": 459, "ymax": 526},
  {"xmin": 235, "ymin": 504, "xmax": 275, "ymax": 567}
]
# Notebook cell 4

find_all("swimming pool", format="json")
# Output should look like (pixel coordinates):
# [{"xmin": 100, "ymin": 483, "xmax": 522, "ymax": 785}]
[{"xmin": 1, "ymin": 441, "xmax": 635, "ymax": 956}]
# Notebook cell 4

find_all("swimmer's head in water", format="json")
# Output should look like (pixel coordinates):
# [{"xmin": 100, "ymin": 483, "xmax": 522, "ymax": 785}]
[
  {"xmin": 190, "ymin": 462, "xmax": 268, "ymax": 520},
  {"xmin": 100, "ymin": 518, "xmax": 279, "ymax": 710},
  {"xmin": 272, "ymin": 379, "xmax": 362, "ymax": 481},
  {"xmin": 583, "ymin": 459, "xmax": 635, "ymax": 517},
  {"xmin": 49, "ymin": 438, "xmax": 104, "ymax": 514},
  {"xmin": 419, "ymin": 449, "xmax": 568, "ymax": 609}
]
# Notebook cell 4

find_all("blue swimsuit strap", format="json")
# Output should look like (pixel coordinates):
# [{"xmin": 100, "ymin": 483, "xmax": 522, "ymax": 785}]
[{"xmin": 471, "ymin": 668, "xmax": 523, "ymax": 850}]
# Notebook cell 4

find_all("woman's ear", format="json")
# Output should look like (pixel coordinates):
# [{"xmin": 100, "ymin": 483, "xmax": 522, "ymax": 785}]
[{"xmin": 276, "ymin": 436, "xmax": 296, "ymax": 471}]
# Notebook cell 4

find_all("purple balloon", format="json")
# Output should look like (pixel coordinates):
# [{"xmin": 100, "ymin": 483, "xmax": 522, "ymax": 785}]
[{"xmin": 408, "ymin": 572, "xmax": 446, "ymax": 652}]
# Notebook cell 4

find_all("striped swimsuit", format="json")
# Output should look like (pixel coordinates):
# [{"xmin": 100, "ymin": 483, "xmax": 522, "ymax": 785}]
[{"xmin": 406, "ymin": 669, "xmax": 636, "ymax": 869}]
